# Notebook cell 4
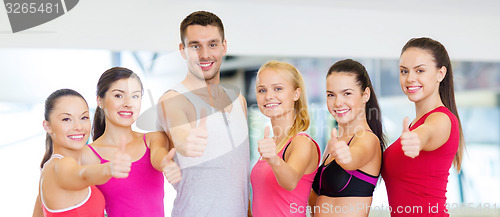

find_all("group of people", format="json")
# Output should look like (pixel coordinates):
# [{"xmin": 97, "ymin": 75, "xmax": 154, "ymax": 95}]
[{"xmin": 32, "ymin": 10, "xmax": 464, "ymax": 217}]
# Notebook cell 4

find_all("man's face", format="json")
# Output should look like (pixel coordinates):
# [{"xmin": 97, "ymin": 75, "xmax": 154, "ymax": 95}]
[{"xmin": 180, "ymin": 24, "xmax": 227, "ymax": 83}]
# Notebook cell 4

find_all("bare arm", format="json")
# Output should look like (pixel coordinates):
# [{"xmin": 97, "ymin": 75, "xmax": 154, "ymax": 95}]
[
  {"xmin": 157, "ymin": 91, "xmax": 207, "ymax": 157},
  {"xmin": 54, "ymin": 152, "xmax": 131, "ymax": 191},
  {"xmin": 238, "ymin": 94, "xmax": 248, "ymax": 117},
  {"xmin": 330, "ymin": 131, "xmax": 380, "ymax": 171},
  {"xmin": 259, "ymin": 134, "xmax": 318, "ymax": 191},
  {"xmin": 54, "ymin": 158, "xmax": 112, "ymax": 191},
  {"xmin": 148, "ymin": 131, "xmax": 171, "ymax": 171},
  {"xmin": 401, "ymin": 112, "xmax": 451, "ymax": 158},
  {"xmin": 415, "ymin": 113, "xmax": 452, "ymax": 151},
  {"xmin": 248, "ymin": 199, "xmax": 253, "ymax": 217},
  {"xmin": 32, "ymin": 193, "xmax": 43, "ymax": 217},
  {"xmin": 148, "ymin": 131, "xmax": 182, "ymax": 184},
  {"xmin": 308, "ymin": 190, "xmax": 318, "ymax": 216}
]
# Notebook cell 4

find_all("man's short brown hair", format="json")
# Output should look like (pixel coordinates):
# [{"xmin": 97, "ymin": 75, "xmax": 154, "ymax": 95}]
[{"xmin": 180, "ymin": 11, "xmax": 225, "ymax": 45}]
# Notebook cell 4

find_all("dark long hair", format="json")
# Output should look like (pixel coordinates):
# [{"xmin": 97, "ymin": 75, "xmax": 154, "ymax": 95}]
[
  {"xmin": 41, "ymin": 89, "xmax": 87, "ymax": 168},
  {"xmin": 327, "ymin": 59, "xmax": 386, "ymax": 149},
  {"xmin": 92, "ymin": 67, "xmax": 143, "ymax": 141},
  {"xmin": 402, "ymin": 37, "xmax": 465, "ymax": 171}
]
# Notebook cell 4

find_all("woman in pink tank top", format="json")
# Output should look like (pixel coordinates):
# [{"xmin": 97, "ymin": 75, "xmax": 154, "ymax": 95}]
[
  {"xmin": 83, "ymin": 67, "xmax": 182, "ymax": 217},
  {"xmin": 250, "ymin": 61, "xmax": 320, "ymax": 216},
  {"xmin": 382, "ymin": 37, "xmax": 465, "ymax": 216},
  {"xmin": 33, "ymin": 89, "xmax": 131, "ymax": 217}
]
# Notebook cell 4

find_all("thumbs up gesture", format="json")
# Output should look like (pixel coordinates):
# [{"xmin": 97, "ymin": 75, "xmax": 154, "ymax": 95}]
[
  {"xmin": 257, "ymin": 126, "xmax": 279, "ymax": 166},
  {"xmin": 184, "ymin": 109, "xmax": 209, "ymax": 157},
  {"xmin": 160, "ymin": 148, "xmax": 182, "ymax": 184},
  {"xmin": 400, "ymin": 117, "xmax": 421, "ymax": 158},
  {"xmin": 326, "ymin": 128, "xmax": 352, "ymax": 165},
  {"xmin": 110, "ymin": 139, "xmax": 132, "ymax": 178}
]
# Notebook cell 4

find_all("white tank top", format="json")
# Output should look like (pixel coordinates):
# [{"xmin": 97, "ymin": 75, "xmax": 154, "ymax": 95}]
[{"xmin": 170, "ymin": 83, "xmax": 250, "ymax": 217}]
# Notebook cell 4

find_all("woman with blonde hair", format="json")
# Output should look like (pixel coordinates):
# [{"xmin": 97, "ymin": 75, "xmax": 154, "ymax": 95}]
[{"xmin": 251, "ymin": 60, "xmax": 320, "ymax": 216}]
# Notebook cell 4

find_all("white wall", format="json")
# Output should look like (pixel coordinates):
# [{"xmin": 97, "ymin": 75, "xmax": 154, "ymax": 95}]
[{"xmin": 0, "ymin": 0, "xmax": 499, "ymax": 60}]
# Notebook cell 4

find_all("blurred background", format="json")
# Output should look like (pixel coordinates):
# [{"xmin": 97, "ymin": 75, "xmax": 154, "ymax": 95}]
[{"xmin": 0, "ymin": 0, "xmax": 499, "ymax": 216}]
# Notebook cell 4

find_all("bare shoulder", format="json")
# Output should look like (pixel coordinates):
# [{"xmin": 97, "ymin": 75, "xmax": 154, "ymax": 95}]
[
  {"xmin": 424, "ymin": 112, "xmax": 452, "ymax": 131},
  {"xmin": 158, "ymin": 90, "xmax": 189, "ymax": 110},
  {"xmin": 352, "ymin": 131, "xmax": 380, "ymax": 151},
  {"xmin": 145, "ymin": 131, "xmax": 169, "ymax": 143},
  {"xmin": 289, "ymin": 134, "xmax": 317, "ymax": 153},
  {"xmin": 87, "ymin": 139, "xmax": 106, "ymax": 150},
  {"xmin": 157, "ymin": 89, "xmax": 196, "ymax": 126},
  {"xmin": 81, "ymin": 145, "xmax": 100, "ymax": 165},
  {"xmin": 355, "ymin": 131, "xmax": 379, "ymax": 144},
  {"xmin": 237, "ymin": 94, "xmax": 247, "ymax": 107},
  {"xmin": 235, "ymin": 94, "xmax": 247, "ymax": 116},
  {"xmin": 421, "ymin": 112, "xmax": 452, "ymax": 145},
  {"xmin": 53, "ymin": 157, "xmax": 78, "ymax": 175}
]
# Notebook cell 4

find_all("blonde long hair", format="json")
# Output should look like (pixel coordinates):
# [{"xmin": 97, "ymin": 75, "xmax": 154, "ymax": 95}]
[{"xmin": 257, "ymin": 60, "xmax": 310, "ymax": 151}]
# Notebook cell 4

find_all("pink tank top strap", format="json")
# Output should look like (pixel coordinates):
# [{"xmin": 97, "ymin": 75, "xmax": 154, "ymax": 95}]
[
  {"xmin": 297, "ymin": 132, "xmax": 321, "ymax": 165},
  {"xmin": 87, "ymin": 145, "xmax": 104, "ymax": 161},
  {"xmin": 142, "ymin": 134, "xmax": 148, "ymax": 148},
  {"xmin": 282, "ymin": 132, "xmax": 321, "ymax": 165},
  {"xmin": 283, "ymin": 132, "xmax": 310, "ymax": 147}
]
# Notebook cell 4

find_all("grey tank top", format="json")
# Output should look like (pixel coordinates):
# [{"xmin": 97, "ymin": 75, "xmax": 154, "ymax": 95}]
[{"xmin": 170, "ymin": 84, "xmax": 250, "ymax": 217}]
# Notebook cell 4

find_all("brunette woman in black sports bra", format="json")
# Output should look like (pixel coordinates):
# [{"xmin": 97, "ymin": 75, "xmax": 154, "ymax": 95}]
[{"xmin": 309, "ymin": 59, "xmax": 386, "ymax": 217}]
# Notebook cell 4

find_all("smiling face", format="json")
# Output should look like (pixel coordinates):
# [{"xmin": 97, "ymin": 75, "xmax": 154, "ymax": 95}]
[
  {"xmin": 180, "ymin": 24, "xmax": 227, "ymax": 83},
  {"xmin": 326, "ymin": 72, "xmax": 369, "ymax": 126},
  {"xmin": 43, "ymin": 96, "xmax": 90, "ymax": 150},
  {"xmin": 98, "ymin": 78, "xmax": 142, "ymax": 128},
  {"xmin": 399, "ymin": 47, "xmax": 446, "ymax": 103},
  {"xmin": 256, "ymin": 69, "xmax": 300, "ymax": 120}
]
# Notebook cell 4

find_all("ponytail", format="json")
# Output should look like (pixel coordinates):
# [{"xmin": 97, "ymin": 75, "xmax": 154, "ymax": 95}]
[
  {"xmin": 402, "ymin": 37, "xmax": 465, "ymax": 171},
  {"xmin": 40, "ymin": 133, "xmax": 54, "ymax": 169},
  {"xmin": 92, "ymin": 106, "xmax": 106, "ymax": 141},
  {"xmin": 327, "ymin": 59, "xmax": 386, "ymax": 149},
  {"xmin": 92, "ymin": 67, "xmax": 144, "ymax": 141},
  {"xmin": 41, "ymin": 88, "xmax": 86, "ymax": 169},
  {"xmin": 365, "ymin": 85, "xmax": 386, "ymax": 149}
]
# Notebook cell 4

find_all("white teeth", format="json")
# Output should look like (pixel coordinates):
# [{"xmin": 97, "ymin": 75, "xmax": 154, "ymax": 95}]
[
  {"xmin": 200, "ymin": 63, "xmax": 211, "ymax": 67},
  {"xmin": 336, "ymin": 109, "xmax": 349, "ymax": 114},
  {"xmin": 408, "ymin": 87, "xmax": 421, "ymax": 90},
  {"xmin": 265, "ymin": 103, "xmax": 280, "ymax": 108},
  {"xmin": 119, "ymin": 112, "xmax": 132, "ymax": 115},
  {"xmin": 69, "ymin": 135, "xmax": 83, "ymax": 139}
]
